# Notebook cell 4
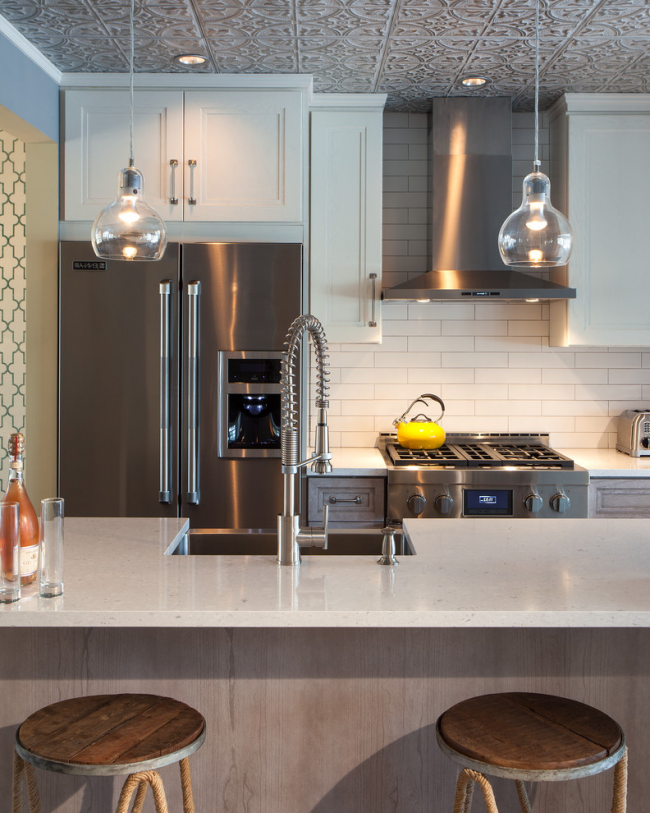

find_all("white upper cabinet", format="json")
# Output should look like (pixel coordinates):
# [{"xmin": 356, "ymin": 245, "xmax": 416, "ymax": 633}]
[
  {"xmin": 183, "ymin": 91, "xmax": 302, "ymax": 222},
  {"xmin": 63, "ymin": 84, "xmax": 304, "ymax": 224},
  {"xmin": 549, "ymin": 94, "xmax": 650, "ymax": 346},
  {"xmin": 310, "ymin": 96, "xmax": 385, "ymax": 344},
  {"xmin": 64, "ymin": 90, "xmax": 184, "ymax": 222}
]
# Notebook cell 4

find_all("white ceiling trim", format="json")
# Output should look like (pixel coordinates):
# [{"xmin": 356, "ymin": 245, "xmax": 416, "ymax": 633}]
[
  {"xmin": 59, "ymin": 72, "xmax": 314, "ymax": 91},
  {"xmin": 0, "ymin": 14, "xmax": 61, "ymax": 84}
]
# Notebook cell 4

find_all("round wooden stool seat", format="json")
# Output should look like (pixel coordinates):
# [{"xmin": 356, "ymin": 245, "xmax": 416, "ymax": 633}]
[
  {"xmin": 15, "ymin": 694, "xmax": 206, "ymax": 777},
  {"xmin": 437, "ymin": 692, "xmax": 625, "ymax": 781}
]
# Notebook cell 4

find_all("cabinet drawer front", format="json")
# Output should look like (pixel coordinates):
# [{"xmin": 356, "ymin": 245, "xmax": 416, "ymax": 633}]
[
  {"xmin": 589, "ymin": 478, "xmax": 650, "ymax": 517},
  {"xmin": 308, "ymin": 477, "xmax": 385, "ymax": 524}
]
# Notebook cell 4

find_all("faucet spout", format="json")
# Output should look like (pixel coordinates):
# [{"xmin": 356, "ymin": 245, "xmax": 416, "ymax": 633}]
[{"xmin": 277, "ymin": 314, "xmax": 332, "ymax": 566}]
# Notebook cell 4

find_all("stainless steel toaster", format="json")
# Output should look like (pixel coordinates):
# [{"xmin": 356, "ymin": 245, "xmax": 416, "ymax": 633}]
[{"xmin": 617, "ymin": 409, "xmax": 650, "ymax": 456}]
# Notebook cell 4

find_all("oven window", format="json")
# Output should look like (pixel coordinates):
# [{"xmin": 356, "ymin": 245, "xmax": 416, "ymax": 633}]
[{"xmin": 463, "ymin": 489, "xmax": 513, "ymax": 516}]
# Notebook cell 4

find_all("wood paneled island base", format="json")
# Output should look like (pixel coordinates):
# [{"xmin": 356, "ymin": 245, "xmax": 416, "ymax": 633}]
[{"xmin": 1, "ymin": 627, "xmax": 647, "ymax": 813}]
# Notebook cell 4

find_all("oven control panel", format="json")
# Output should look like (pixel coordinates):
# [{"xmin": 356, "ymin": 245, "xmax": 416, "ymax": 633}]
[{"xmin": 388, "ymin": 481, "xmax": 588, "ymax": 520}]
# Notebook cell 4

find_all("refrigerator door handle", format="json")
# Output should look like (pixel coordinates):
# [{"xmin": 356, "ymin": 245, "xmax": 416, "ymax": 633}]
[
  {"xmin": 186, "ymin": 280, "xmax": 200, "ymax": 504},
  {"xmin": 159, "ymin": 280, "xmax": 172, "ymax": 504}
]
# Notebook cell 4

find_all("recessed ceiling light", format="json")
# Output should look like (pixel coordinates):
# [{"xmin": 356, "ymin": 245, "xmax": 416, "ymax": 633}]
[
  {"xmin": 461, "ymin": 76, "xmax": 488, "ymax": 88},
  {"xmin": 174, "ymin": 54, "xmax": 209, "ymax": 67}
]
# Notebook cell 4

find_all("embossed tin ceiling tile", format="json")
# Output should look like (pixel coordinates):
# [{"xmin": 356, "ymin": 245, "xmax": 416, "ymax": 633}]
[
  {"xmin": 296, "ymin": 1, "xmax": 393, "ymax": 22},
  {"xmin": 298, "ymin": 19, "xmax": 389, "ymax": 38},
  {"xmin": 392, "ymin": 18, "xmax": 486, "ymax": 37},
  {"xmin": 103, "ymin": 10, "xmax": 204, "ymax": 39},
  {"xmin": 581, "ymin": 4, "xmax": 650, "ymax": 34},
  {"xmin": 201, "ymin": 13, "xmax": 296, "ymax": 37},
  {"xmin": 245, "ymin": 0, "xmax": 298, "ymax": 20}
]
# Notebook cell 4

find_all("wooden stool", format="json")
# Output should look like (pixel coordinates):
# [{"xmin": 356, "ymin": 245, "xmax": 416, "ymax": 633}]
[
  {"xmin": 436, "ymin": 692, "xmax": 627, "ymax": 813},
  {"xmin": 11, "ymin": 693, "xmax": 206, "ymax": 813}
]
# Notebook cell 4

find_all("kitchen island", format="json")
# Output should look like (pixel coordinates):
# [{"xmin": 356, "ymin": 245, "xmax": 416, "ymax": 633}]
[{"xmin": 1, "ymin": 517, "xmax": 649, "ymax": 813}]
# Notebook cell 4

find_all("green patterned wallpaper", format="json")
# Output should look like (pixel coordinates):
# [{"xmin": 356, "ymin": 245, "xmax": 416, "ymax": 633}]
[{"xmin": 0, "ymin": 130, "xmax": 26, "ymax": 493}]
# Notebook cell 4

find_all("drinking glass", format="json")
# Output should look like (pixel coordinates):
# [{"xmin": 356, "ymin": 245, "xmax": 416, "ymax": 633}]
[
  {"xmin": 0, "ymin": 501, "xmax": 21, "ymax": 603},
  {"xmin": 40, "ymin": 498, "xmax": 64, "ymax": 598}
]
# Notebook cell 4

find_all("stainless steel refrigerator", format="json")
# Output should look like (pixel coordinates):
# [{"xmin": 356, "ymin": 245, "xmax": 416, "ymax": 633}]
[{"xmin": 59, "ymin": 241, "xmax": 302, "ymax": 528}]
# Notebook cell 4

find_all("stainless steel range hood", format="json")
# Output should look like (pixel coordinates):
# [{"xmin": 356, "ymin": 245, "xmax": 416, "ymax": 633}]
[{"xmin": 382, "ymin": 98, "xmax": 576, "ymax": 302}]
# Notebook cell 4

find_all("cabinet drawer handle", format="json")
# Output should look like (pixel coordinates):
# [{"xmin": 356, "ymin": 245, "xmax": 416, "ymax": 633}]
[
  {"xmin": 329, "ymin": 496, "xmax": 362, "ymax": 504},
  {"xmin": 169, "ymin": 159, "xmax": 178, "ymax": 204},
  {"xmin": 369, "ymin": 273, "xmax": 377, "ymax": 328},
  {"xmin": 188, "ymin": 159, "xmax": 197, "ymax": 205}
]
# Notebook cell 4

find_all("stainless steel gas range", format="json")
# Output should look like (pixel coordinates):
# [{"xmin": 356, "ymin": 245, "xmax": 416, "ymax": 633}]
[{"xmin": 379, "ymin": 433, "xmax": 589, "ymax": 521}]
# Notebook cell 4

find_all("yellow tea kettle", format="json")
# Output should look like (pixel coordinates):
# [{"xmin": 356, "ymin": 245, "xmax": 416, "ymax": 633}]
[{"xmin": 393, "ymin": 393, "xmax": 446, "ymax": 450}]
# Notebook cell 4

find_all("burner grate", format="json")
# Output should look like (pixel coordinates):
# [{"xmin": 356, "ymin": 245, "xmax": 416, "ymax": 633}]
[
  {"xmin": 388, "ymin": 444, "xmax": 467, "ymax": 466},
  {"xmin": 386, "ymin": 439, "xmax": 575, "ymax": 469}
]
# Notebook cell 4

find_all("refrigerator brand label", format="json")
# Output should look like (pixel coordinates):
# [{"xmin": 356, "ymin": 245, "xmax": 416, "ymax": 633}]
[{"xmin": 73, "ymin": 261, "xmax": 106, "ymax": 271}]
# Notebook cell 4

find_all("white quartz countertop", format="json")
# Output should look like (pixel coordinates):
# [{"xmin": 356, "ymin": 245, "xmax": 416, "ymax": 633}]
[
  {"xmin": 559, "ymin": 449, "xmax": 650, "ymax": 477},
  {"xmin": 2, "ymin": 516, "xmax": 650, "ymax": 629},
  {"xmin": 315, "ymin": 447, "xmax": 650, "ymax": 479}
]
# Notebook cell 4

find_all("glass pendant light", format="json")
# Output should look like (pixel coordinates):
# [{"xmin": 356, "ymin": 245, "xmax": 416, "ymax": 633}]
[
  {"xmin": 91, "ymin": 0, "xmax": 167, "ymax": 261},
  {"xmin": 497, "ymin": 0, "xmax": 573, "ymax": 268}
]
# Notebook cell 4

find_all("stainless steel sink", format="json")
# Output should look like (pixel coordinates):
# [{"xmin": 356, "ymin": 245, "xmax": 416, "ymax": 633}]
[{"xmin": 169, "ymin": 528, "xmax": 414, "ymax": 556}]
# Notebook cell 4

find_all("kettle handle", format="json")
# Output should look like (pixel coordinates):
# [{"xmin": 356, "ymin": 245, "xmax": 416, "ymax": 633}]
[{"xmin": 393, "ymin": 393, "xmax": 445, "ymax": 427}]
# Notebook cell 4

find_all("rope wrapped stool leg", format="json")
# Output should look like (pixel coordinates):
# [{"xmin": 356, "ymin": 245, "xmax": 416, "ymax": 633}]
[
  {"xmin": 116, "ymin": 770, "xmax": 169, "ymax": 813},
  {"xmin": 11, "ymin": 750, "xmax": 42, "ymax": 813},
  {"xmin": 452, "ymin": 769, "xmax": 499, "ymax": 813},
  {"xmin": 514, "ymin": 780, "xmax": 531, "ymax": 813},
  {"xmin": 179, "ymin": 756, "xmax": 196, "ymax": 813},
  {"xmin": 611, "ymin": 746, "xmax": 628, "ymax": 813}
]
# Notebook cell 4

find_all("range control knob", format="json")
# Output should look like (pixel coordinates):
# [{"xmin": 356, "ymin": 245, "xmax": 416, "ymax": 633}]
[
  {"xmin": 642, "ymin": 437, "xmax": 650, "ymax": 449},
  {"xmin": 524, "ymin": 492, "xmax": 543, "ymax": 514},
  {"xmin": 550, "ymin": 490, "xmax": 571, "ymax": 514},
  {"xmin": 435, "ymin": 494, "xmax": 454, "ymax": 515},
  {"xmin": 407, "ymin": 493, "xmax": 427, "ymax": 516}
]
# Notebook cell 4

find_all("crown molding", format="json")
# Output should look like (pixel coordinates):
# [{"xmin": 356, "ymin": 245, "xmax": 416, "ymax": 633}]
[
  {"xmin": 549, "ymin": 93, "xmax": 650, "ymax": 119},
  {"xmin": 0, "ymin": 14, "xmax": 61, "ymax": 83},
  {"xmin": 310, "ymin": 93, "xmax": 387, "ymax": 111},
  {"xmin": 59, "ymin": 72, "xmax": 314, "ymax": 91}
]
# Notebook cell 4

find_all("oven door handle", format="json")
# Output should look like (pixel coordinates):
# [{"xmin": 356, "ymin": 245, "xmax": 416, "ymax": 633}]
[{"xmin": 186, "ymin": 280, "xmax": 200, "ymax": 505}]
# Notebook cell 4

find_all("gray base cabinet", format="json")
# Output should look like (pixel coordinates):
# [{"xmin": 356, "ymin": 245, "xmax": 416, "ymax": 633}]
[
  {"xmin": 307, "ymin": 476, "xmax": 386, "ymax": 528},
  {"xmin": 589, "ymin": 478, "xmax": 650, "ymax": 518}
]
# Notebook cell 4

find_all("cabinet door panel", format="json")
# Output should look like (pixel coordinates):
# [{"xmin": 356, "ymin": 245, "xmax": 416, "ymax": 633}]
[
  {"xmin": 310, "ymin": 109, "xmax": 383, "ymax": 343},
  {"xmin": 567, "ymin": 114, "xmax": 650, "ymax": 345},
  {"xmin": 64, "ymin": 90, "xmax": 184, "ymax": 222},
  {"xmin": 184, "ymin": 91, "xmax": 302, "ymax": 222},
  {"xmin": 589, "ymin": 478, "xmax": 650, "ymax": 518}
]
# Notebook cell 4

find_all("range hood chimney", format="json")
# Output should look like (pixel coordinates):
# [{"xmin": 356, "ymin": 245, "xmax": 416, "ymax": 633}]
[{"xmin": 382, "ymin": 98, "xmax": 576, "ymax": 301}]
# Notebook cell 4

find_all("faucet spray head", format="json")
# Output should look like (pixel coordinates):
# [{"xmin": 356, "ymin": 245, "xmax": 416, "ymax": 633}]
[{"xmin": 312, "ymin": 407, "xmax": 332, "ymax": 473}]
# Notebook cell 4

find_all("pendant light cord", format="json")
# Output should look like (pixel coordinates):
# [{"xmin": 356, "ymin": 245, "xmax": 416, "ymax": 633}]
[
  {"xmin": 129, "ymin": 0, "xmax": 134, "ymax": 168},
  {"xmin": 534, "ymin": 0, "xmax": 540, "ymax": 171}
]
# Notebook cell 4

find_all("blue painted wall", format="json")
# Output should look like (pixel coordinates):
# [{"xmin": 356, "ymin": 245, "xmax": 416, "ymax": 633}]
[{"xmin": 0, "ymin": 30, "xmax": 58, "ymax": 143}]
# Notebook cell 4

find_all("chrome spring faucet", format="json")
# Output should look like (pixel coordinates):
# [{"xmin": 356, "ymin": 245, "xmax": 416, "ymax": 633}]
[{"xmin": 277, "ymin": 314, "xmax": 332, "ymax": 566}]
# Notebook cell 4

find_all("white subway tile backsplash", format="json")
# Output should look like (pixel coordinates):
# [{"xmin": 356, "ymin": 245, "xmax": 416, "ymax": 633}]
[
  {"xmin": 385, "ymin": 319, "xmax": 441, "ymax": 336},
  {"xmin": 409, "ymin": 336, "xmax": 475, "ymax": 352},
  {"xmin": 609, "ymin": 368, "xmax": 650, "ymax": 384},
  {"xmin": 339, "ymin": 368, "xmax": 408, "ymax": 385},
  {"xmin": 575, "ymin": 384, "xmax": 643, "ymax": 400},
  {"xmin": 575, "ymin": 352, "xmax": 641, "ymax": 368},
  {"xmin": 442, "ymin": 320, "xmax": 508, "ymax": 336},
  {"xmin": 541, "ymin": 368, "xmax": 608, "ymax": 384},
  {"xmin": 476, "ymin": 368, "xmax": 541, "ymax": 384},
  {"xmin": 476, "ymin": 400, "xmax": 542, "ymax": 416},
  {"xmin": 319, "ymin": 113, "xmax": 650, "ymax": 449},
  {"xmin": 442, "ymin": 352, "xmax": 508, "ymax": 368},
  {"xmin": 407, "ymin": 368, "xmax": 475, "ymax": 384},
  {"xmin": 441, "ymin": 384, "xmax": 509, "ymax": 400},
  {"xmin": 375, "ymin": 351, "xmax": 441, "ymax": 368},
  {"xmin": 508, "ymin": 384, "xmax": 575, "ymax": 400},
  {"xmin": 509, "ymin": 352, "xmax": 575, "ymax": 368}
]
